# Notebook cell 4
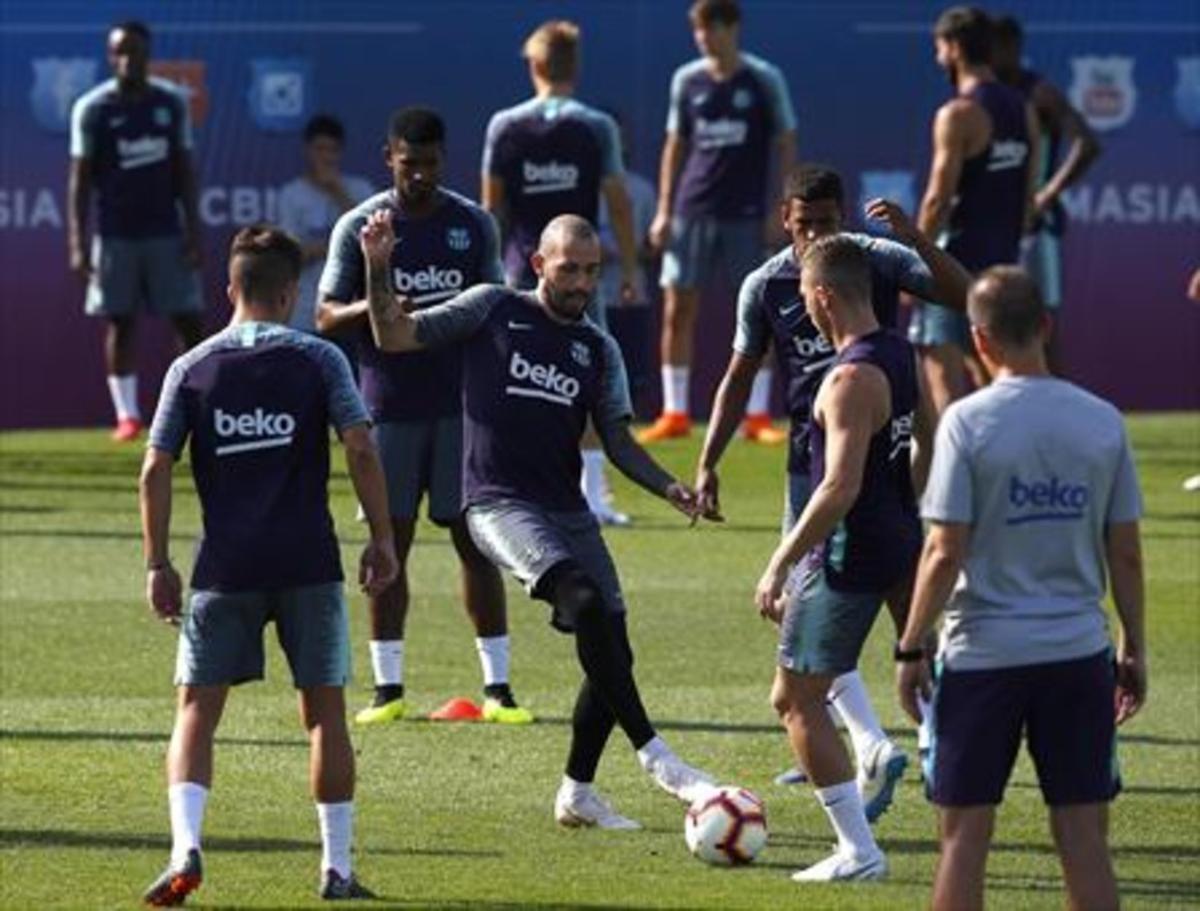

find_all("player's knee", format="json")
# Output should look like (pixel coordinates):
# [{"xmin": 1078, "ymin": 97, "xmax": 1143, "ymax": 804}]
[{"xmin": 543, "ymin": 561, "xmax": 606, "ymax": 632}]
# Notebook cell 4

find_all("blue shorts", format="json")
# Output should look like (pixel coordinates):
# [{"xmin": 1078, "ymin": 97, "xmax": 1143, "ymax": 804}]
[
  {"xmin": 375, "ymin": 417, "xmax": 461, "ymax": 524},
  {"xmin": 927, "ymin": 650, "xmax": 1121, "ymax": 806},
  {"xmin": 174, "ymin": 582, "xmax": 350, "ymax": 688},
  {"xmin": 1020, "ymin": 230, "xmax": 1063, "ymax": 310},
  {"xmin": 465, "ymin": 499, "xmax": 625, "ymax": 630},
  {"xmin": 907, "ymin": 301, "xmax": 972, "ymax": 349},
  {"xmin": 777, "ymin": 562, "xmax": 883, "ymax": 676},
  {"xmin": 85, "ymin": 235, "xmax": 203, "ymax": 318},
  {"xmin": 660, "ymin": 216, "xmax": 763, "ymax": 291}
]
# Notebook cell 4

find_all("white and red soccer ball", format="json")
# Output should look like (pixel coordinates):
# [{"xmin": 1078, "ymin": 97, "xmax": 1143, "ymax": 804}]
[{"xmin": 684, "ymin": 786, "xmax": 768, "ymax": 865}]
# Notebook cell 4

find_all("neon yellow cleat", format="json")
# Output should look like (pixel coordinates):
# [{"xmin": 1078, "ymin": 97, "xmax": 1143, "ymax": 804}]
[
  {"xmin": 481, "ymin": 697, "xmax": 535, "ymax": 725},
  {"xmin": 354, "ymin": 697, "xmax": 407, "ymax": 726}
]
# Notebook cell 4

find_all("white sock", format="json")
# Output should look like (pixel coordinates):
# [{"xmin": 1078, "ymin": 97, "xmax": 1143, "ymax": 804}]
[
  {"xmin": 168, "ymin": 782, "xmax": 208, "ymax": 868},
  {"xmin": 368, "ymin": 640, "xmax": 404, "ymax": 687},
  {"xmin": 814, "ymin": 780, "xmax": 878, "ymax": 858},
  {"xmin": 661, "ymin": 366, "xmax": 690, "ymax": 415},
  {"xmin": 747, "ymin": 368, "xmax": 773, "ymax": 416},
  {"xmin": 107, "ymin": 374, "xmax": 140, "ymax": 421},
  {"xmin": 580, "ymin": 448, "xmax": 606, "ymax": 509},
  {"xmin": 560, "ymin": 774, "xmax": 592, "ymax": 796},
  {"xmin": 828, "ymin": 671, "xmax": 888, "ymax": 766},
  {"xmin": 475, "ymin": 635, "xmax": 510, "ymax": 687},
  {"xmin": 316, "ymin": 801, "xmax": 354, "ymax": 879},
  {"xmin": 636, "ymin": 735, "xmax": 671, "ymax": 770}
]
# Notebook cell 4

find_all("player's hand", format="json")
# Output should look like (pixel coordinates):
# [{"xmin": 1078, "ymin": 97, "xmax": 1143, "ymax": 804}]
[
  {"xmin": 359, "ymin": 537, "xmax": 398, "ymax": 597},
  {"xmin": 896, "ymin": 655, "xmax": 932, "ymax": 724},
  {"xmin": 1114, "ymin": 646, "xmax": 1147, "ymax": 725},
  {"xmin": 619, "ymin": 273, "xmax": 638, "ymax": 305},
  {"xmin": 865, "ymin": 198, "xmax": 920, "ymax": 246},
  {"xmin": 146, "ymin": 565, "xmax": 184, "ymax": 625},
  {"xmin": 665, "ymin": 481, "xmax": 703, "ymax": 523},
  {"xmin": 359, "ymin": 209, "xmax": 396, "ymax": 269},
  {"xmin": 754, "ymin": 558, "xmax": 789, "ymax": 624},
  {"xmin": 69, "ymin": 245, "xmax": 92, "ymax": 283},
  {"xmin": 694, "ymin": 466, "xmax": 724, "ymax": 522},
  {"xmin": 648, "ymin": 212, "xmax": 671, "ymax": 253}
]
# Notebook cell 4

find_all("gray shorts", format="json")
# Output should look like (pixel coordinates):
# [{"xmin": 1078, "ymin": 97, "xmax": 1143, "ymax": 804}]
[
  {"xmin": 908, "ymin": 301, "xmax": 972, "ymax": 349},
  {"xmin": 375, "ymin": 417, "xmax": 462, "ymax": 524},
  {"xmin": 778, "ymin": 562, "xmax": 883, "ymax": 677},
  {"xmin": 85, "ymin": 235, "xmax": 203, "ymax": 318},
  {"xmin": 1020, "ymin": 230, "xmax": 1063, "ymax": 310},
  {"xmin": 660, "ymin": 215, "xmax": 763, "ymax": 291},
  {"xmin": 465, "ymin": 499, "xmax": 625, "ymax": 626},
  {"xmin": 782, "ymin": 471, "xmax": 812, "ymax": 536},
  {"xmin": 174, "ymin": 582, "xmax": 350, "ymax": 688}
]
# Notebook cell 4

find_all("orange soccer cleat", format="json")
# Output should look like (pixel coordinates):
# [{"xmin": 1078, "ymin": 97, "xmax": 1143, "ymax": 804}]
[
  {"xmin": 112, "ymin": 417, "xmax": 144, "ymax": 443},
  {"xmin": 741, "ymin": 414, "xmax": 787, "ymax": 445},
  {"xmin": 636, "ymin": 412, "xmax": 691, "ymax": 443}
]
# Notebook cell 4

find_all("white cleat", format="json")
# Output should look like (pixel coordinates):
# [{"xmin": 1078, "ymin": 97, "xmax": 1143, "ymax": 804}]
[
  {"xmin": 591, "ymin": 505, "xmax": 632, "ymax": 527},
  {"xmin": 644, "ymin": 753, "xmax": 717, "ymax": 804},
  {"xmin": 554, "ymin": 785, "xmax": 641, "ymax": 830},
  {"xmin": 857, "ymin": 739, "xmax": 909, "ymax": 823},
  {"xmin": 791, "ymin": 848, "xmax": 887, "ymax": 882}
]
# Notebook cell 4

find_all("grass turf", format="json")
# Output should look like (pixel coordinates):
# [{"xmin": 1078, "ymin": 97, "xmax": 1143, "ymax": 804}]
[{"xmin": 0, "ymin": 414, "xmax": 1197, "ymax": 909}]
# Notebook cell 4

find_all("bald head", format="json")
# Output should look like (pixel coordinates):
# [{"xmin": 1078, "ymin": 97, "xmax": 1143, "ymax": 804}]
[
  {"xmin": 968, "ymin": 266, "xmax": 1045, "ymax": 349},
  {"xmin": 538, "ymin": 214, "xmax": 599, "ymax": 256}
]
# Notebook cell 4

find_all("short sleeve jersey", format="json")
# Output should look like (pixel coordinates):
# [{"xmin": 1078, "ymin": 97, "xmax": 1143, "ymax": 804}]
[
  {"xmin": 411, "ymin": 285, "xmax": 632, "ymax": 512},
  {"xmin": 667, "ymin": 53, "xmax": 796, "ymax": 220},
  {"xmin": 70, "ymin": 76, "xmax": 192, "ymax": 238},
  {"xmin": 482, "ymin": 96, "xmax": 622, "ymax": 280},
  {"xmin": 922, "ymin": 377, "xmax": 1143, "ymax": 671},
  {"xmin": 319, "ymin": 188, "xmax": 504, "ymax": 422},
  {"xmin": 734, "ymin": 234, "xmax": 936, "ymax": 474},
  {"xmin": 148, "ymin": 322, "xmax": 369, "ymax": 592}
]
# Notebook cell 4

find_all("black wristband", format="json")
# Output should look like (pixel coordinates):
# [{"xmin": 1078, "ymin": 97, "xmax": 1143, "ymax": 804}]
[
  {"xmin": 893, "ymin": 643, "xmax": 925, "ymax": 663},
  {"xmin": 147, "ymin": 559, "xmax": 172, "ymax": 572}
]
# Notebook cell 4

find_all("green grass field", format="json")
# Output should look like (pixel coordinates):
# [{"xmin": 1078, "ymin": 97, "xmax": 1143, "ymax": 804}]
[{"xmin": 1, "ymin": 415, "xmax": 1197, "ymax": 910}]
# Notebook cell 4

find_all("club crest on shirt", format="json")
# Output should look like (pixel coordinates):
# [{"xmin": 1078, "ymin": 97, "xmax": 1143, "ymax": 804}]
[
  {"xmin": 446, "ymin": 226, "xmax": 471, "ymax": 251},
  {"xmin": 1174, "ymin": 57, "xmax": 1200, "ymax": 130},
  {"xmin": 1069, "ymin": 56, "xmax": 1137, "ymax": 132},
  {"xmin": 732, "ymin": 88, "xmax": 752, "ymax": 110},
  {"xmin": 570, "ymin": 341, "xmax": 591, "ymax": 368},
  {"xmin": 29, "ymin": 57, "xmax": 98, "ymax": 132},
  {"xmin": 153, "ymin": 106, "xmax": 171, "ymax": 127},
  {"xmin": 247, "ymin": 58, "xmax": 312, "ymax": 131}
]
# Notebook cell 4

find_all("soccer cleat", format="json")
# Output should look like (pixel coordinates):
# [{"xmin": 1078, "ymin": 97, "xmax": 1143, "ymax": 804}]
[
  {"xmin": 741, "ymin": 414, "xmax": 787, "ymax": 445},
  {"xmin": 112, "ymin": 417, "xmax": 144, "ymax": 443},
  {"xmin": 319, "ymin": 869, "xmax": 376, "ymax": 900},
  {"xmin": 791, "ymin": 848, "xmax": 887, "ymax": 882},
  {"xmin": 644, "ymin": 752, "xmax": 717, "ymax": 804},
  {"xmin": 481, "ymin": 691, "xmax": 535, "ymax": 725},
  {"xmin": 1183, "ymin": 474, "xmax": 1200, "ymax": 492},
  {"xmin": 774, "ymin": 766, "xmax": 809, "ymax": 786},
  {"xmin": 591, "ymin": 505, "xmax": 632, "ymax": 527},
  {"xmin": 555, "ymin": 785, "xmax": 642, "ymax": 830},
  {"xmin": 858, "ymin": 740, "xmax": 909, "ymax": 823},
  {"xmin": 636, "ymin": 412, "xmax": 691, "ymax": 443},
  {"xmin": 354, "ymin": 694, "xmax": 407, "ymax": 726},
  {"xmin": 142, "ymin": 848, "xmax": 202, "ymax": 907}
]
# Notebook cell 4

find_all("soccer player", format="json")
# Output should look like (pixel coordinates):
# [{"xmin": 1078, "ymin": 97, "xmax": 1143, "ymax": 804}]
[
  {"xmin": 139, "ymin": 225, "xmax": 397, "ymax": 904},
  {"xmin": 68, "ymin": 20, "xmax": 205, "ymax": 442},
  {"xmin": 317, "ymin": 108, "xmax": 529, "ymax": 726},
  {"xmin": 992, "ymin": 14, "xmax": 1102, "ymax": 374},
  {"xmin": 696, "ymin": 165, "xmax": 968, "ymax": 816},
  {"xmin": 278, "ymin": 114, "xmax": 374, "ymax": 334},
  {"xmin": 912, "ymin": 6, "xmax": 1038, "ymax": 413},
  {"xmin": 361, "ymin": 211, "xmax": 716, "ymax": 829},
  {"xmin": 642, "ymin": 0, "xmax": 797, "ymax": 443},
  {"xmin": 754, "ymin": 236, "xmax": 933, "ymax": 882},
  {"xmin": 481, "ymin": 18, "xmax": 640, "ymax": 525},
  {"xmin": 896, "ymin": 266, "xmax": 1145, "ymax": 911}
]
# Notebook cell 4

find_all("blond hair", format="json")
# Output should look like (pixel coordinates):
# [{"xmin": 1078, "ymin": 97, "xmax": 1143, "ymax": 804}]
[{"xmin": 523, "ymin": 20, "xmax": 580, "ymax": 84}]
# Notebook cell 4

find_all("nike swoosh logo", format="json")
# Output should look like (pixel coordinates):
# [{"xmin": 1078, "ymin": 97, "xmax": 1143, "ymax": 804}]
[
  {"xmin": 508, "ymin": 321, "xmax": 532, "ymax": 330},
  {"xmin": 780, "ymin": 302, "xmax": 803, "ymax": 316}
]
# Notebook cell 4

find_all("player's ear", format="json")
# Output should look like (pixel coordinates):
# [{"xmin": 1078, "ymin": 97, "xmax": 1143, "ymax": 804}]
[
  {"xmin": 530, "ymin": 250, "xmax": 545, "ymax": 277},
  {"xmin": 225, "ymin": 282, "xmax": 236, "ymax": 307}
]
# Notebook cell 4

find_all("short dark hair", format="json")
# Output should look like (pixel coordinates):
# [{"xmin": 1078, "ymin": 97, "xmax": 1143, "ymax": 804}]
[
  {"xmin": 228, "ymin": 224, "xmax": 302, "ymax": 302},
  {"xmin": 783, "ymin": 165, "xmax": 845, "ymax": 208},
  {"xmin": 388, "ymin": 106, "xmax": 446, "ymax": 146},
  {"xmin": 690, "ymin": 0, "xmax": 741, "ymax": 28},
  {"xmin": 112, "ymin": 19, "xmax": 151, "ymax": 42},
  {"xmin": 934, "ymin": 6, "xmax": 993, "ymax": 65},
  {"xmin": 992, "ymin": 13, "xmax": 1023, "ymax": 47},
  {"xmin": 801, "ymin": 235, "xmax": 872, "ymax": 306},
  {"xmin": 967, "ymin": 266, "xmax": 1045, "ymax": 347},
  {"xmin": 303, "ymin": 114, "xmax": 345, "ymax": 145}
]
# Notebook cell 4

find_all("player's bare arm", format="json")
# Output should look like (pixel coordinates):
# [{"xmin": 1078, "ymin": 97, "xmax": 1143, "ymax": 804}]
[
  {"xmin": 340, "ymin": 422, "xmax": 398, "ymax": 597},
  {"xmin": 765, "ymin": 129, "xmax": 797, "ymax": 245},
  {"xmin": 1106, "ymin": 520, "xmax": 1147, "ymax": 724},
  {"xmin": 695, "ymin": 352, "xmax": 763, "ymax": 519},
  {"xmin": 1022, "ymin": 102, "xmax": 1042, "ymax": 233},
  {"xmin": 754, "ymin": 364, "xmax": 886, "ymax": 620},
  {"xmin": 67, "ymin": 157, "xmax": 92, "ymax": 281},
  {"xmin": 173, "ymin": 148, "xmax": 203, "ymax": 267},
  {"xmin": 360, "ymin": 209, "xmax": 420, "ymax": 351},
  {"xmin": 1031, "ymin": 79, "xmax": 1101, "ymax": 215},
  {"xmin": 600, "ymin": 175, "xmax": 639, "ymax": 301},
  {"xmin": 139, "ymin": 446, "xmax": 183, "ymax": 624},
  {"xmin": 917, "ymin": 101, "xmax": 974, "ymax": 239},
  {"xmin": 596, "ymin": 415, "xmax": 703, "ymax": 520},
  {"xmin": 865, "ymin": 198, "xmax": 971, "ymax": 311},
  {"xmin": 480, "ymin": 174, "xmax": 508, "ymax": 241},
  {"xmin": 895, "ymin": 521, "xmax": 969, "ymax": 722},
  {"xmin": 649, "ymin": 132, "xmax": 686, "ymax": 251},
  {"xmin": 909, "ymin": 358, "xmax": 937, "ymax": 496},
  {"xmin": 314, "ymin": 294, "xmax": 369, "ymax": 336}
]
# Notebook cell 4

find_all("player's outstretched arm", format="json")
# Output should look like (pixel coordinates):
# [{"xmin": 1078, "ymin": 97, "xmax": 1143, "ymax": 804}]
[
  {"xmin": 596, "ymin": 416, "xmax": 702, "ymax": 520},
  {"xmin": 864, "ymin": 198, "xmax": 971, "ymax": 312},
  {"xmin": 696, "ymin": 353, "xmax": 761, "ymax": 520},
  {"xmin": 360, "ymin": 210, "xmax": 420, "ymax": 352},
  {"xmin": 139, "ymin": 447, "xmax": 183, "ymax": 625}
]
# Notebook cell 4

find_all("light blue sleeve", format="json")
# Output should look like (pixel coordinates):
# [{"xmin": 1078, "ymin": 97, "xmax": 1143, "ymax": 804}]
[
  {"xmin": 412, "ymin": 284, "xmax": 506, "ymax": 348},
  {"xmin": 594, "ymin": 111, "xmax": 625, "ymax": 178},
  {"xmin": 921, "ymin": 408, "xmax": 974, "ymax": 523},
  {"xmin": 665, "ymin": 64, "xmax": 690, "ymax": 135},
  {"xmin": 732, "ymin": 268, "xmax": 771, "ymax": 358},
  {"xmin": 313, "ymin": 339, "xmax": 370, "ymax": 431},
  {"xmin": 481, "ymin": 110, "xmax": 506, "ymax": 176},
  {"xmin": 317, "ymin": 208, "xmax": 366, "ymax": 302},
  {"xmin": 867, "ymin": 236, "xmax": 937, "ymax": 301},
  {"xmin": 751, "ymin": 58, "xmax": 797, "ymax": 134},
  {"xmin": 1105, "ymin": 428, "xmax": 1144, "ymax": 524},
  {"xmin": 594, "ymin": 332, "xmax": 634, "ymax": 427},
  {"xmin": 69, "ymin": 93, "xmax": 96, "ymax": 158},
  {"xmin": 148, "ymin": 359, "xmax": 189, "ymax": 456},
  {"xmin": 476, "ymin": 208, "xmax": 505, "ymax": 283}
]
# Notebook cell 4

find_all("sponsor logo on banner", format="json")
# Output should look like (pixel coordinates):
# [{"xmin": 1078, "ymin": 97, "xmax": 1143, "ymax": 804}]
[
  {"xmin": 859, "ymin": 170, "xmax": 916, "ymax": 233},
  {"xmin": 149, "ymin": 60, "xmax": 208, "ymax": 126},
  {"xmin": 247, "ymin": 58, "xmax": 312, "ymax": 131},
  {"xmin": 29, "ymin": 58, "xmax": 98, "ymax": 132},
  {"xmin": 446, "ymin": 227, "xmax": 471, "ymax": 251},
  {"xmin": 1061, "ymin": 182, "xmax": 1199, "ymax": 225},
  {"xmin": 1069, "ymin": 56, "xmax": 1137, "ymax": 131},
  {"xmin": 1174, "ymin": 57, "xmax": 1200, "ymax": 130}
]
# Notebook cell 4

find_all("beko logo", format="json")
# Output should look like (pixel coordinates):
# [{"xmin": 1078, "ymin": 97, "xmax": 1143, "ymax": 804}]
[
  {"xmin": 213, "ymin": 407, "xmax": 295, "ymax": 456},
  {"xmin": 505, "ymin": 350, "xmax": 580, "ymax": 405}
]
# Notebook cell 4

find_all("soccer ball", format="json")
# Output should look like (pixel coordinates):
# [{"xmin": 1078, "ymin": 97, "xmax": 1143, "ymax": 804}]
[{"xmin": 684, "ymin": 786, "xmax": 767, "ymax": 865}]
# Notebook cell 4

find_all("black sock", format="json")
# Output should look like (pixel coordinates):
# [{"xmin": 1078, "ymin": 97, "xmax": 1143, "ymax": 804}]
[
  {"xmin": 483, "ymin": 682, "xmax": 517, "ymax": 707},
  {"xmin": 373, "ymin": 684, "xmax": 404, "ymax": 705},
  {"xmin": 571, "ymin": 605, "xmax": 655, "ymax": 750},
  {"xmin": 565, "ymin": 678, "xmax": 616, "ymax": 782}
]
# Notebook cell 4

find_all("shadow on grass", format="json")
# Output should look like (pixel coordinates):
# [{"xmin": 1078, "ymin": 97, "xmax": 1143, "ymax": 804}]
[
  {"xmin": 988, "ymin": 872, "xmax": 1200, "ymax": 903},
  {"xmin": 203, "ymin": 903, "xmax": 693, "ymax": 911},
  {"xmin": 0, "ymin": 728, "xmax": 305, "ymax": 749}
]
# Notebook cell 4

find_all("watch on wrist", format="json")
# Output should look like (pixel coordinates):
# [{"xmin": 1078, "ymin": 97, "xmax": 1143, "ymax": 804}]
[{"xmin": 893, "ymin": 643, "xmax": 925, "ymax": 663}]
